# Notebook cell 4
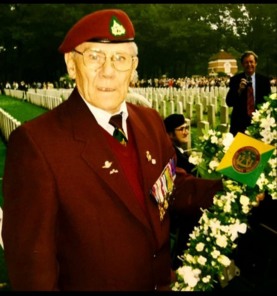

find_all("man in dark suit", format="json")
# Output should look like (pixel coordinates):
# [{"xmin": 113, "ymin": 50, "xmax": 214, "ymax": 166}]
[
  {"xmin": 2, "ymin": 9, "xmax": 223, "ymax": 291},
  {"xmin": 226, "ymin": 50, "xmax": 271, "ymax": 136},
  {"xmin": 226, "ymin": 51, "xmax": 275, "ymax": 289}
]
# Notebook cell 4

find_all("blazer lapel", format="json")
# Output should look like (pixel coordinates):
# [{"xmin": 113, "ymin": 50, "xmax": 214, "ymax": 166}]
[
  {"xmin": 66, "ymin": 91, "xmax": 152, "ymax": 230},
  {"xmin": 127, "ymin": 105, "xmax": 174, "ymax": 242}
]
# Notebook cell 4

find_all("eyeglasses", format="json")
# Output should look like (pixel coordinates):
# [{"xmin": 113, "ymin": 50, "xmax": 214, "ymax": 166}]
[
  {"xmin": 175, "ymin": 126, "xmax": 189, "ymax": 132},
  {"xmin": 73, "ymin": 49, "xmax": 135, "ymax": 72}
]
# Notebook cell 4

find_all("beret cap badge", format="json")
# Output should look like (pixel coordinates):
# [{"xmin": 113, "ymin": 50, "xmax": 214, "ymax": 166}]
[{"xmin": 110, "ymin": 16, "xmax": 126, "ymax": 37}]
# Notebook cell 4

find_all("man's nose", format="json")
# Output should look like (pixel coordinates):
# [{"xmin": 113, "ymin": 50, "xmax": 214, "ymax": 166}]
[{"xmin": 101, "ymin": 56, "xmax": 115, "ymax": 75}]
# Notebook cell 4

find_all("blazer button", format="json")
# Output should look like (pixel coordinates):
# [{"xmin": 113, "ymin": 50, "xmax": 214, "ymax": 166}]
[{"xmin": 153, "ymin": 253, "xmax": 157, "ymax": 258}]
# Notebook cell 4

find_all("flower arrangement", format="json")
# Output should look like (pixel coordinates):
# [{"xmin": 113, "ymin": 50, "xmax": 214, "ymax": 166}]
[
  {"xmin": 172, "ymin": 93, "xmax": 277, "ymax": 291},
  {"xmin": 245, "ymin": 93, "xmax": 277, "ymax": 200}
]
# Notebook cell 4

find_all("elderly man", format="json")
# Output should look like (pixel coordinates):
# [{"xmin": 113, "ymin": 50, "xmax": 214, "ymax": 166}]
[{"xmin": 2, "ymin": 9, "xmax": 223, "ymax": 291}]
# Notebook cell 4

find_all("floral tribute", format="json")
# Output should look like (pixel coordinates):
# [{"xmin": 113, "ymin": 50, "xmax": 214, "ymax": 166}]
[{"xmin": 172, "ymin": 93, "xmax": 276, "ymax": 291}]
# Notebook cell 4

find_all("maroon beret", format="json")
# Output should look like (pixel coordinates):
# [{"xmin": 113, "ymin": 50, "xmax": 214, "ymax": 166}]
[{"xmin": 59, "ymin": 9, "xmax": 135, "ymax": 53}]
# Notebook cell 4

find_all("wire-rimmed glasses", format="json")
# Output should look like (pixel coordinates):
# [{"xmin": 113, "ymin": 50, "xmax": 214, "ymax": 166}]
[
  {"xmin": 73, "ymin": 48, "xmax": 135, "ymax": 72},
  {"xmin": 175, "ymin": 126, "xmax": 189, "ymax": 132}
]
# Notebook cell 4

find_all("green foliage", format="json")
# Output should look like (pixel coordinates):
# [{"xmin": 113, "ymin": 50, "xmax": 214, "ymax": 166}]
[{"xmin": 0, "ymin": 4, "xmax": 276, "ymax": 82}]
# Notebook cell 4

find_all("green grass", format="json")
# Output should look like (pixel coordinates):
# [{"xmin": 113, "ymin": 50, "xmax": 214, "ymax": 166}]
[{"xmin": 0, "ymin": 95, "xmax": 48, "ymax": 123}]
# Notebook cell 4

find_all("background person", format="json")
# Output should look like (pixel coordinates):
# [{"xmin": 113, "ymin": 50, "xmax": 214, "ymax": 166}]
[
  {"xmin": 226, "ymin": 51, "xmax": 275, "ymax": 289},
  {"xmin": 164, "ymin": 113, "xmax": 195, "ymax": 176},
  {"xmin": 226, "ymin": 50, "xmax": 271, "ymax": 136},
  {"xmin": 2, "ymin": 9, "xmax": 223, "ymax": 291},
  {"xmin": 164, "ymin": 113, "xmax": 200, "ymax": 270}
]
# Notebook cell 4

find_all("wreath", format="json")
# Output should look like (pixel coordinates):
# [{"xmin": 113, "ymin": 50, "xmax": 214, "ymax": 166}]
[{"xmin": 172, "ymin": 93, "xmax": 277, "ymax": 291}]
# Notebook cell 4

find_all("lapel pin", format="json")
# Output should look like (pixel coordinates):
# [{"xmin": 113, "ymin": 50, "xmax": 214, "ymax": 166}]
[
  {"xmin": 102, "ymin": 161, "xmax": 113, "ymax": 168},
  {"xmin": 146, "ymin": 150, "xmax": 152, "ymax": 161},
  {"xmin": 146, "ymin": 151, "xmax": 156, "ymax": 164}
]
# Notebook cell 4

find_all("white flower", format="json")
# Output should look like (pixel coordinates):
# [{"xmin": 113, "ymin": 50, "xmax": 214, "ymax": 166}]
[
  {"xmin": 196, "ymin": 242, "xmax": 205, "ymax": 252},
  {"xmin": 202, "ymin": 275, "xmax": 211, "ymax": 283},
  {"xmin": 229, "ymin": 222, "xmax": 247, "ymax": 241},
  {"xmin": 222, "ymin": 132, "xmax": 234, "ymax": 151},
  {"xmin": 239, "ymin": 195, "xmax": 250, "ymax": 206},
  {"xmin": 223, "ymin": 202, "xmax": 232, "ymax": 213},
  {"xmin": 184, "ymin": 253, "xmax": 195, "ymax": 263},
  {"xmin": 211, "ymin": 249, "xmax": 220, "ymax": 259},
  {"xmin": 215, "ymin": 234, "xmax": 228, "ymax": 248},
  {"xmin": 177, "ymin": 266, "xmax": 201, "ymax": 288},
  {"xmin": 197, "ymin": 255, "xmax": 207, "ymax": 265},
  {"xmin": 218, "ymin": 255, "xmax": 231, "ymax": 267},
  {"xmin": 260, "ymin": 115, "xmax": 275, "ymax": 130},
  {"xmin": 210, "ymin": 135, "xmax": 218, "ymax": 144},
  {"xmin": 209, "ymin": 160, "xmax": 219, "ymax": 171},
  {"xmin": 188, "ymin": 151, "xmax": 203, "ymax": 165}
]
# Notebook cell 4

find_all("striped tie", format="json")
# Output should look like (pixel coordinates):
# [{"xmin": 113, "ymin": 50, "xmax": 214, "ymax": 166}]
[
  {"xmin": 246, "ymin": 76, "xmax": 255, "ymax": 117},
  {"xmin": 109, "ymin": 113, "xmax": 128, "ymax": 146}
]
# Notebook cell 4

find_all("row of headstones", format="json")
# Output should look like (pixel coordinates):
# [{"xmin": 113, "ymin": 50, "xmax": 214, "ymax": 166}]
[
  {"xmin": 133, "ymin": 86, "xmax": 228, "ymax": 105},
  {"xmin": 131, "ymin": 86, "xmax": 230, "ymax": 133},
  {"xmin": 27, "ymin": 92, "xmax": 63, "ymax": 110},
  {"xmin": 9, "ymin": 86, "xmax": 228, "ymax": 106},
  {"xmin": 133, "ymin": 85, "xmax": 228, "ymax": 99},
  {"xmin": 3, "ymin": 88, "xmax": 230, "ymax": 140},
  {"xmin": 152, "ymin": 99, "xmax": 230, "ymax": 135},
  {"xmin": 27, "ymin": 88, "xmax": 72, "ymax": 100},
  {"xmin": 0, "ymin": 108, "xmax": 21, "ymax": 141}
]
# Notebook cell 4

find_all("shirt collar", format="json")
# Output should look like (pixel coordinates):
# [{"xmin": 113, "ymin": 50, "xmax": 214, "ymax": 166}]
[
  {"xmin": 81, "ymin": 95, "xmax": 129, "ymax": 136},
  {"xmin": 175, "ymin": 145, "xmax": 186, "ymax": 154}
]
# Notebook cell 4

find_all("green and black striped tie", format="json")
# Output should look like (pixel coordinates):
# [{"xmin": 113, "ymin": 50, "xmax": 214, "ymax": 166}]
[{"xmin": 109, "ymin": 113, "xmax": 128, "ymax": 146}]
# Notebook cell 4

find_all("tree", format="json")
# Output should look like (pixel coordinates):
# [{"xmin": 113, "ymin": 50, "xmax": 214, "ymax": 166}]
[{"xmin": 0, "ymin": 3, "xmax": 276, "ymax": 83}]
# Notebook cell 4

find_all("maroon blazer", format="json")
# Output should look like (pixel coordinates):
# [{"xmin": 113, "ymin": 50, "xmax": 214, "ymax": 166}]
[{"xmin": 2, "ymin": 88, "xmax": 222, "ymax": 291}]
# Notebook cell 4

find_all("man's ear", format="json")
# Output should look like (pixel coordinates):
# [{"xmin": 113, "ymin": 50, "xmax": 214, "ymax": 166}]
[
  {"xmin": 64, "ymin": 53, "xmax": 76, "ymax": 80},
  {"xmin": 132, "ymin": 56, "xmax": 139, "ymax": 72},
  {"xmin": 130, "ymin": 57, "xmax": 139, "ymax": 83}
]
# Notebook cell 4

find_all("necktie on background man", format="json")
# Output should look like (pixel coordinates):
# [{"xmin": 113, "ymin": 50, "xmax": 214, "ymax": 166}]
[
  {"xmin": 109, "ymin": 113, "xmax": 128, "ymax": 146},
  {"xmin": 246, "ymin": 76, "xmax": 255, "ymax": 117}
]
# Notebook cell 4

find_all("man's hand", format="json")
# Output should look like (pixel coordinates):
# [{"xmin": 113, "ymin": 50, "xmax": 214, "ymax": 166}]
[{"xmin": 238, "ymin": 78, "xmax": 248, "ymax": 94}]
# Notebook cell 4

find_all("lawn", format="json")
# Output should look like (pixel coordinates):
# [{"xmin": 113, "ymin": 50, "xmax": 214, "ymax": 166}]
[{"xmin": 0, "ymin": 95, "xmax": 48, "ymax": 123}]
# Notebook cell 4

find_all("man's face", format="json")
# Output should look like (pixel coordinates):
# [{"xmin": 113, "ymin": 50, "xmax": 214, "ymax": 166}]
[
  {"xmin": 241, "ymin": 54, "xmax": 257, "ymax": 76},
  {"xmin": 65, "ymin": 42, "xmax": 138, "ymax": 114},
  {"xmin": 169, "ymin": 123, "xmax": 190, "ymax": 147}
]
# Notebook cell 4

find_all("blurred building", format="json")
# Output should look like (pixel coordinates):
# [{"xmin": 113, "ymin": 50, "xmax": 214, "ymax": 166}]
[{"xmin": 208, "ymin": 49, "xmax": 238, "ymax": 76}]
